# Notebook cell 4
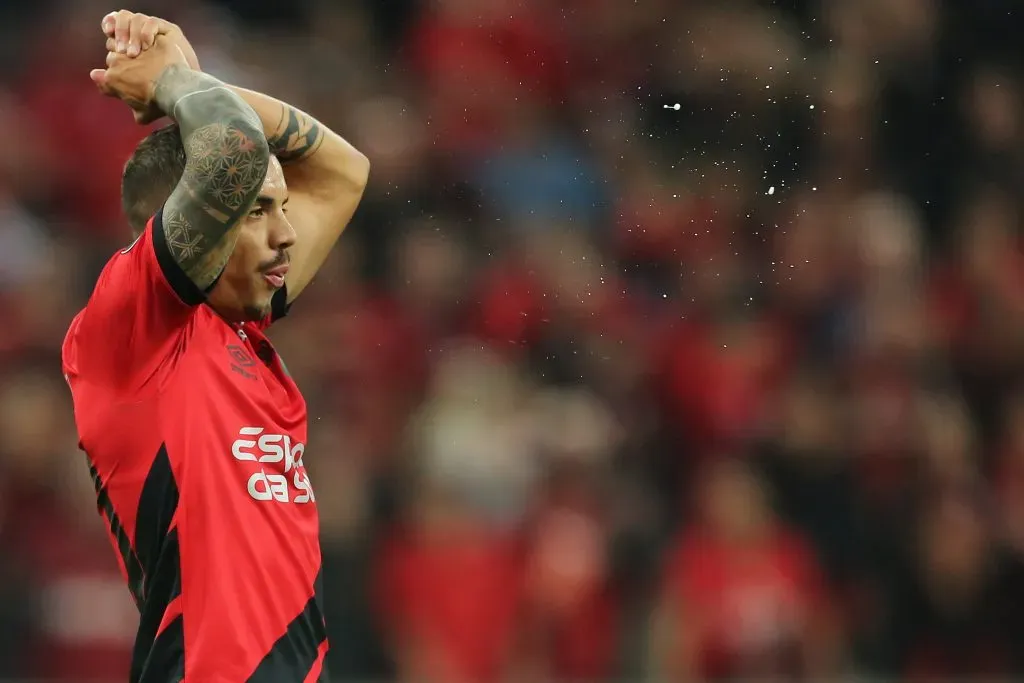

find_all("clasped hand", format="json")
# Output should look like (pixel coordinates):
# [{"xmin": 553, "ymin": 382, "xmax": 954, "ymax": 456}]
[{"xmin": 89, "ymin": 10, "xmax": 202, "ymax": 124}]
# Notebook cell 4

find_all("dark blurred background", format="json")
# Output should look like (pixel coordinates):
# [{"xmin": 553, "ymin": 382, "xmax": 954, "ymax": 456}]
[{"xmin": 2, "ymin": 0, "xmax": 1024, "ymax": 680}]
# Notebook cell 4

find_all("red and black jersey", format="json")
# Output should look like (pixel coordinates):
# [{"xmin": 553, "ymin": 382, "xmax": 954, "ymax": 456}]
[{"xmin": 61, "ymin": 210, "xmax": 328, "ymax": 682}]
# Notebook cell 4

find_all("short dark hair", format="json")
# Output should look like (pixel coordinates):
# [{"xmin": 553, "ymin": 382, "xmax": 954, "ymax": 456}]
[{"xmin": 121, "ymin": 123, "xmax": 187, "ymax": 237}]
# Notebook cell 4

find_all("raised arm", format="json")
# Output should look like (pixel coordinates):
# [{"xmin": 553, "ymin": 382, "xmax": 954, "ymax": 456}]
[
  {"xmin": 229, "ymin": 86, "xmax": 370, "ymax": 300},
  {"xmin": 104, "ymin": 11, "xmax": 367, "ymax": 300},
  {"xmin": 76, "ymin": 41, "xmax": 271, "ymax": 385},
  {"xmin": 154, "ymin": 68, "xmax": 271, "ymax": 290}
]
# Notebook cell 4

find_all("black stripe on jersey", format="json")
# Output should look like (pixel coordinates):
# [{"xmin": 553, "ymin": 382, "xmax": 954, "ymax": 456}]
[
  {"xmin": 315, "ymin": 570, "xmax": 329, "ymax": 683},
  {"xmin": 137, "ymin": 614, "xmax": 185, "ymax": 683},
  {"xmin": 151, "ymin": 207, "xmax": 207, "ymax": 307},
  {"xmin": 130, "ymin": 446, "xmax": 184, "ymax": 683},
  {"xmin": 135, "ymin": 445, "xmax": 179, "ymax": 597},
  {"xmin": 245, "ymin": 568, "xmax": 328, "ymax": 683},
  {"xmin": 130, "ymin": 529, "xmax": 183, "ymax": 683},
  {"xmin": 87, "ymin": 457, "xmax": 145, "ymax": 607}
]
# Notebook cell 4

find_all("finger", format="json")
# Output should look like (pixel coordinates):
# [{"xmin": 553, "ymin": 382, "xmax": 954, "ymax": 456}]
[
  {"xmin": 106, "ymin": 50, "xmax": 119, "ymax": 68},
  {"xmin": 102, "ymin": 12, "xmax": 117, "ymax": 36},
  {"xmin": 89, "ymin": 69, "xmax": 114, "ymax": 96},
  {"xmin": 153, "ymin": 18, "xmax": 201, "ymax": 70},
  {"xmin": 114, "ymin": 10, "xmax": 132, "ymax": 53},
  {"xmin": 106, "ymin": 36, "xmax": 116, "ymax": 52},
  {"xmin": 156, "ymin": 18, "xmax": 178, "ymax": 36},
  {"xmin": 127, "ymin": 13, "xmax": 150, "ymax": 57},
  {"xmin": 139, "ymin": 17, "xmax": 160, "ymax": 51}
]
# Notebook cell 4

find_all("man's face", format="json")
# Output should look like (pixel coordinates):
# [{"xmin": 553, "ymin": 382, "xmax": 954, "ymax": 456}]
[{"xmin": 207, "ymin": 155, "xmax": 295, "ymax": 321}]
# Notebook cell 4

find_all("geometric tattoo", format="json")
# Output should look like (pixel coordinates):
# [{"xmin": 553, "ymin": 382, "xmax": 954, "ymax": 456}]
[
  {"xmin": 163, "ymin": 210, "xmax": 202, "ymax": 261},
  {"xmin": 152, "ymin": 63, "xmax": 272, "ymax": 291},
  {"xmin": 163, "ymin": 119, "xmax": 269, "ymax": 289}
]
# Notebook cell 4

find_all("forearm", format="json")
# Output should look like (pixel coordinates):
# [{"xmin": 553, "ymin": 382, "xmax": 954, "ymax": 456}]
[
  {"xmin": 227, "ymin": 85, "xmax": 369, "ymax": 194},
  {"xmin": 154, "ymin": 66, "xmax": 270, "ymax": 287},
  {"xmin": 219, "ymin": 84, "xmax": 368, "ymax": 300},
  {"xmin": 156, "ymin": 66, "xmax": 264, "ymax": 149}
]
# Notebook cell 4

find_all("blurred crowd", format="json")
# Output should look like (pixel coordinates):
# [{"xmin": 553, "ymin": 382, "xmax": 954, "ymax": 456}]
[{"xmin": 1, "ymin": 0, "xmax": 1024, "ymax": 681}]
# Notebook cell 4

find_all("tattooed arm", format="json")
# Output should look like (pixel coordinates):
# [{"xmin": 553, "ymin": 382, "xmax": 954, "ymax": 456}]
[
  {"xmin": 101, "ymin": 11, "xmax": 363, "ymax": 300},
  {"xmin": 227, "ymin": 86, "xmax": 370, "ymax": 301},
  {"xmin": 156, "ymin": 68, "xmax": 270, "ymax": 289}
]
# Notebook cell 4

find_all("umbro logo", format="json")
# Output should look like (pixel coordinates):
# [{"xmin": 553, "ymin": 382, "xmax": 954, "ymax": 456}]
[{"xmin": 227, "ymin": 344, "xmax": 257, "ymax": 381}]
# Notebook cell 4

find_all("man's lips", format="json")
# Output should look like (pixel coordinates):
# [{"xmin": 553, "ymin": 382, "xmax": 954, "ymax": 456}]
[{"xmin": 263, "ymin": 264, "xmax": 289, "ymax": 288}]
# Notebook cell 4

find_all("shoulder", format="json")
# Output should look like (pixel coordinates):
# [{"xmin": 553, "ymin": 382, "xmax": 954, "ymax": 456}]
[
  {"xmin": 91, "ymin": 211, "xmax": 207, "ymax": 320},
  {"xmin": 69, "ymin": 298, "xmax": 218, "ymax": 394}
]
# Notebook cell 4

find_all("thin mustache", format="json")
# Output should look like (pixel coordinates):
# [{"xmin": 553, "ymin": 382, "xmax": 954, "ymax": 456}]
[{"xmin": 259, "ymin": 252, "xmax": 289, "ymax": 273}]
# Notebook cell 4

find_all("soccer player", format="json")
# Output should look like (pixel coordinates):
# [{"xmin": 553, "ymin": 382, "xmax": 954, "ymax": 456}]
[{"xmin": 61, "ymin": 11, "xmax": 369, "ymax": 682}]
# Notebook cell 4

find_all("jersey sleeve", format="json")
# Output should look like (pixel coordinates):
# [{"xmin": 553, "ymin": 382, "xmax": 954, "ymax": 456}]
[{"xmin": 72, "ymin": 209, "xmax": 205, "ymax": 387}]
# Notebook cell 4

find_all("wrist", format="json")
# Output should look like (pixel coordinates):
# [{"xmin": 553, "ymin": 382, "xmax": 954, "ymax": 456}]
[
  {"xmin": 152, "ymin": 63, "xmax": 187, "ymax": 116},
  {"xmin": 153, "ymin": 64, "xmax": 206, "ymax": 119}
]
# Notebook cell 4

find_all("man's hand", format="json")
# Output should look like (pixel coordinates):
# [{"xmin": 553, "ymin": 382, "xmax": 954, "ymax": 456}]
[
  {"xmin": 96, "ymin": 11, "xmax": 201, "ymax": 123},
  {"xmin": 102, "ymin": 10, "xmax": 200, "ymax": 70},
  {"xmin": 90, "ymin": 33, "xmax": 189, "ymax": 123}
]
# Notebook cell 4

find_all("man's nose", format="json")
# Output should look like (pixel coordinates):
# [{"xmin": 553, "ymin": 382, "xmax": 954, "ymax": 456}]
[{"xmin": 270, "ymin": 216, "xmax": 297, "ymax": 251}]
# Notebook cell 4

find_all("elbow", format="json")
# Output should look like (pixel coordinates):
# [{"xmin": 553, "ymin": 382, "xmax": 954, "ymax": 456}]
[
  {"xmin": 221, "ymin": 92, "xmax": 272, "ymax": 165},
  {"xmin": 226, "ymin": 116, "xmax": 272, "ymax": 198},
  {"xmin": 348, "ymin": 150, "xmax": 370, "ymax": 191},
  {"xmin": 234, "ymin": 117, "xmax": 272, "ymax": 166}
]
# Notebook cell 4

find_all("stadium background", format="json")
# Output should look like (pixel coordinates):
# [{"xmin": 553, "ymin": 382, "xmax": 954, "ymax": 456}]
[{"xmin": 1, "ymin": 0, "xmax": 1024, "ymax": 680}]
